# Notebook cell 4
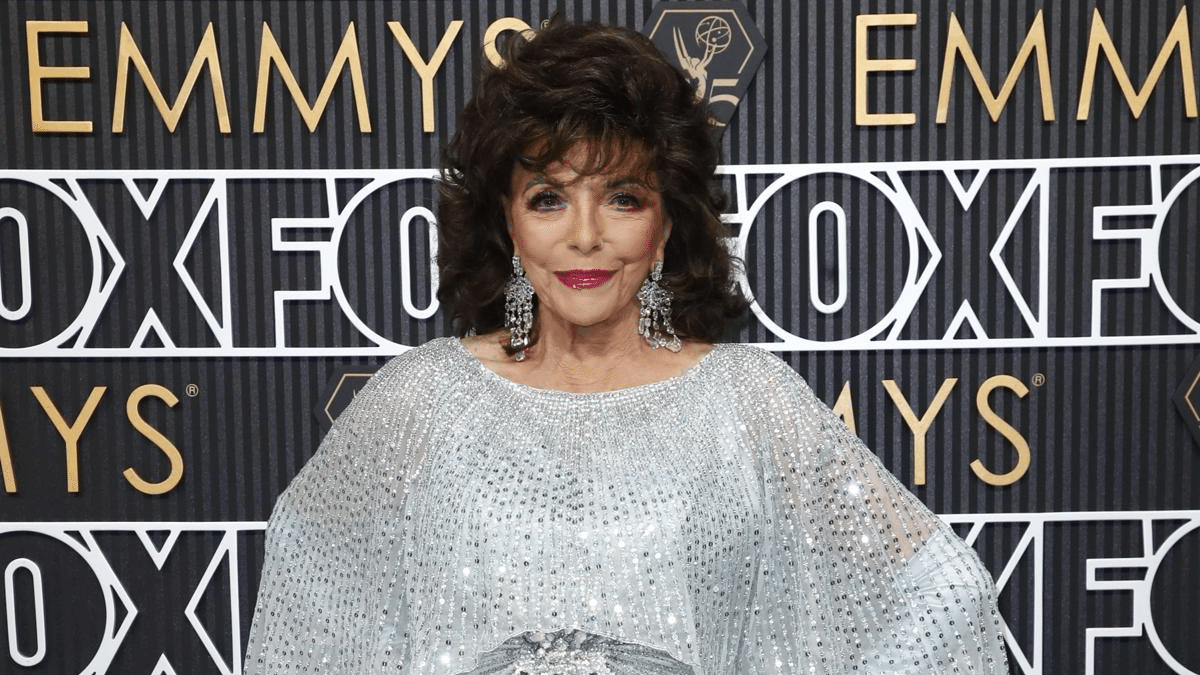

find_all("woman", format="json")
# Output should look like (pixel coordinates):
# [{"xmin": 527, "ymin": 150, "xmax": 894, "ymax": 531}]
[{"xmin": 245, "ymin": 19, "xmax": 1010, "ymax": 675}]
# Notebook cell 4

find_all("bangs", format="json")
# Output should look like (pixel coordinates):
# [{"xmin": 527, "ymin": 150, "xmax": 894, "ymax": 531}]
[{"xmin": 514, "ymin": 126, "xmax": 660, "ymax": 188}]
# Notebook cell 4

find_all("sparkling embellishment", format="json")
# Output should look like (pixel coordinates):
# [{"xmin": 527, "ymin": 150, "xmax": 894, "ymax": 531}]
[
  {"xmin": 636, "ymin": 260, "xmax": 682, "ymax": 352},
  {"xmin": 505, "ymin": 255, "xmax": 535, "ymax": 361},
  {"xmin": 511, "ymin": 630, "xmax": 614, "ymax": 675},
  {"xmin": 245, "ymin": 338, "xmax": 1009, "ymax": 675}
]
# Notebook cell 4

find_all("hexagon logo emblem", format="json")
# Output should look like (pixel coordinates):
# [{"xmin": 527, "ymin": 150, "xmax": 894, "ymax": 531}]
[
  {"xmin": 317, "ymin": 369, "xmax": 379, "ymax": 430},
  {"xmin": 642, "ymin": 1, "xmax": 767, "ymax": 128},
  {"xmin": 1173, "ymin": 352, "xmax": 1200, "ymax": 450}
]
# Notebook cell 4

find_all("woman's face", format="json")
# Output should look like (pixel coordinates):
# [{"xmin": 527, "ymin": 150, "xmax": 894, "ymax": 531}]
[{"xmin": 505, "ymin": 144, "xmax": 670, "ymax": 336}]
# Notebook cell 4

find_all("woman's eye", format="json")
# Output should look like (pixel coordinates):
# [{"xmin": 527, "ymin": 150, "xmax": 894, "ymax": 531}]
[
  {"xmin": 611, "ymin": 193, "xmax": 642, "ymax": 210},
  {"xmin": 527, "ymin": 191, "xmax": 563, "ymax": 211}
]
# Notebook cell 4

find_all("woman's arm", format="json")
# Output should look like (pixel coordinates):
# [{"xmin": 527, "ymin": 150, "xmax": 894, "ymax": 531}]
[
  {"xmin": 862, "ymin": 528, "xmax": 1008, "ymax": 673},
  {"xmin": 244, "ymin": 351, "xmax": 428, "ymax": 674},
  {"xmin": 731, "ymin": 346, "xmax": 1009, "ymax": 674}
]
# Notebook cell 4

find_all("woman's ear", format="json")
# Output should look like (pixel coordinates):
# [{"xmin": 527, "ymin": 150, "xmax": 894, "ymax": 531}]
[
  {"xmin": 657, "ymin": 218, "xmax": 672, "ymax": 258},
  {"xmin": 501, "ymin": 196, "xmax": 521, "ymax": 256}
]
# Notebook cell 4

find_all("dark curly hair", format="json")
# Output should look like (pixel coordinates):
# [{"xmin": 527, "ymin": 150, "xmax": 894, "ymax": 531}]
[{"xmin": 437, "ymin": 18, "xmax": 745, "ymax": 353}]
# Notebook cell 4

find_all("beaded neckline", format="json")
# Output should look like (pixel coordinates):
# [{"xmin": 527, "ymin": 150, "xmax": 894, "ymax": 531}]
[{"xmin": 450, "ymin": 337, "xmax": 724, "ymax": 398}]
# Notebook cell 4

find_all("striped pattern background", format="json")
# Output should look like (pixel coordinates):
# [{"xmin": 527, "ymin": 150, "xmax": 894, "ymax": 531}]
[{"xmin": 1, "ymin": 1, "xmax": 1198, "ymax": 673}]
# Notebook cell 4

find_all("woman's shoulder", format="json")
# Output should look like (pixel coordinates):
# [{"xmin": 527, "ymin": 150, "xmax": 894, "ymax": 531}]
[
  {"xmin": 371, "ymin": 336, "xmax": 465, "ymax": 381},
  {"xmin": 704, "ymin": 342, "xmax": 826, "ymax": 417},
  {"xmin": 710, "ymin": 342, "xmax": 810, "ymax": 385},
  {"xmin": 335, "ymin": 337, "xmax": 474, "ymax": 417}
]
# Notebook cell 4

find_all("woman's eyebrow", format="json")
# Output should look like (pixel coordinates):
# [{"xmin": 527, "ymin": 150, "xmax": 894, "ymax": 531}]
[
  {"xmin": 605, "ymin": 177, "xmax": 655, "ymax": 189},
  {"xmin": 520, "ymin": 175, "xmax": 653, "ymax": 192},
  {"xmin": 522, "ymin": 176, "xmax": 563, "ymax": 191}
]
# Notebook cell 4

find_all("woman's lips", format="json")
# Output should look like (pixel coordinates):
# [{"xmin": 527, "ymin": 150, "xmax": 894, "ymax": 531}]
[{"xmin": 554, "ymin": 269, "xmax": 616, "ymax": 290}]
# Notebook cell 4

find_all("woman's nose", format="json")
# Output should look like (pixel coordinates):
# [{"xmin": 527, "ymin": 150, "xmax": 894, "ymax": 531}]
[{"xmin": 567, "ymin": 204, "xmax": 602, "ymax": 252}]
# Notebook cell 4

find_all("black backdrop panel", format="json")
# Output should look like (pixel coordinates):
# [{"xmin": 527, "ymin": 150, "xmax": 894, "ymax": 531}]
[{"xmin": 1, "ymin": 2, "xmax": 1198, "ymax": 673}]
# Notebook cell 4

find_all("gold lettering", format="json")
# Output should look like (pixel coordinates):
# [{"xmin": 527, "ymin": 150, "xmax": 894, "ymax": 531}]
[
  {"xmin": 31, "ymin": 386, "xmax": 106, "ymax": 493},
  {"xmin": 253, "ymin": 22, "xmax": 372, "ymax": 133},
  {"xmin": 1077, "ymin": 6, "xmax": 1197, "ymax": 120},
  {"xmin": 830, "ymin": 381, "xmax": 857, "ymax": 434},
  {"xmin": 936, "ymin": 10, "xmax": 1054, "ymax": 123},
  {"xmin": 882, "ymin": 377, "xmax": 957, "ymax": 485},
  {"xmin": 855, "ymin": 13, "xmax": 917, "ymax": 126},
  {"xmin": 970, "ymin": 375, "xmax": 1031, "ymax": 486},
  {"xmin": 112, "ymin": 23, "xmax": 231, "ymax": 133},
  {"xmin": 388, "ymin": 20, "xmax": 464, "ymax": 133},
  {"xmin": 123, "ymin": 384, "xmax": 183, "ymax": 495},
  {"xmin": 482, "ymin": 17, "xmax": 535, "ymax": 68},
  {"xmin": 0, "ymin": 400, "xmax": 16, "ymax": 493},
  {"xmin": 25, "ymin": 20, "xmax": 92, "ymax": 133}
]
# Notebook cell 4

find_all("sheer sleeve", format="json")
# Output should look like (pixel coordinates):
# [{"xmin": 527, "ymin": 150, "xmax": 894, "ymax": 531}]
[
  {"xmin": 243, "ymin": 352, "xmax": 428, "ymax": 674},
  {"xmin": 734, "ymin": 351, "xmax": 1009, "ymax": 674}
]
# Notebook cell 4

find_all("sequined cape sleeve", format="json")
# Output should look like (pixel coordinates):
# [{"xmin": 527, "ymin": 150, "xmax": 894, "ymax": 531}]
[
  {"xmin": 244, "ymin": 349, "xmax": 433, "ymax": 673},
  {"xmin": 729, "ymin": 348, "xmax": 1009, "ymax": 673},
  {"xmin": 243, "ymin": 339, "xmax": 1009, "ymax": 675}
]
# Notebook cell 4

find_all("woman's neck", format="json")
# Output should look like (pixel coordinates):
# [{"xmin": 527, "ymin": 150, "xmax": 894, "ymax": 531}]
[
  {"xmin": 464, "ymin": 314, "xmax": 709, "ymax": 393},
  {"xmin": 528, "ymin": 322, "xmax": 650, "ymax": 390}
]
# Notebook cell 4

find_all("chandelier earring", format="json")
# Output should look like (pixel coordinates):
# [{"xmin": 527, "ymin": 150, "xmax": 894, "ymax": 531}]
[
  {"xmin": 637, "ymin": 260, "xmax": 682, "ymax": 352},
  {"xmin": 504, "ymin": 255, "xmax": 535, "ymax": 361}
]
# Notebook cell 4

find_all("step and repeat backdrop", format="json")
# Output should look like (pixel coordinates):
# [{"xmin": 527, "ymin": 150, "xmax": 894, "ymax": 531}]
[{"xmin": 1, "ymin": 1, "xmax": 1199, "ymax": 673}]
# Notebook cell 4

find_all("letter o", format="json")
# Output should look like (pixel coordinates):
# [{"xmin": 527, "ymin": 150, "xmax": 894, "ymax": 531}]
[
  {"xmin": 1144, "ymin": 522, "xmax": 1200, "ymax": 673},
  {"xmin": 5, "ymin": 558, "xmax": 46, "ymax": 666},
  {"xmin": 0, "ymin": 208, "xmax": 33, "ymax": 321},
  {"xmin": 1154, "ymin": 168, "xmax": 1200, "ymax": 331}
]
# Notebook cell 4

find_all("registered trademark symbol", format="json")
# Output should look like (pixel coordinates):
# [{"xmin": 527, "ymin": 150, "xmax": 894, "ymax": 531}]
[
  {"xmin": 186, "ymin": 384, "xmax": 200, "ymax": 397},
  {"xmin": 1031, "ymin": 373, "xmax": 1046, "ymax": 387}
]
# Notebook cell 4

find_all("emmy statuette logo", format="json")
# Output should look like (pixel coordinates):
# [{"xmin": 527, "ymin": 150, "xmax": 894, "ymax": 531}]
[
  {"xmin": 642, "ymin": 1, "xmax": 767, "ymax": 127},
  {"xmin": 673, "ymin": 15, "xmax": 733, "ymax": 100}
]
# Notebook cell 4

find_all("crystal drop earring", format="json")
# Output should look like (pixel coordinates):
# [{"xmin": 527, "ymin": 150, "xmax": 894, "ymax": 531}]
[
  {"xmin": 637, "ymin": 260, "xmax": 682, "ymax": 352},
  {"xmin": 504, "ymin": 255, "xmax": 535, "ymax": 360}
]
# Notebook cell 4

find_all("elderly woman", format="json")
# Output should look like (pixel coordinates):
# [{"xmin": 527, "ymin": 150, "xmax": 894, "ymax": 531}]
[{"xmin": 245, "ymin": 19, "xmax": 1009, "ymax": 675}]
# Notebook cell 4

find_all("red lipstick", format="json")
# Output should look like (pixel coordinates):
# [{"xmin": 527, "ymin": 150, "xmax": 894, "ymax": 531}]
[{"xmin": 555, "ymin": 269, "xmax": 615, "ymax": 290}]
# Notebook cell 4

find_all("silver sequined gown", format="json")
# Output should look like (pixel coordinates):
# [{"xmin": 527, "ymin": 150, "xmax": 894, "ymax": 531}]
[{"xmin": 245, "ymin": 338, "xmax": 1009, "ymax": 674}]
